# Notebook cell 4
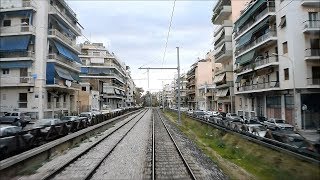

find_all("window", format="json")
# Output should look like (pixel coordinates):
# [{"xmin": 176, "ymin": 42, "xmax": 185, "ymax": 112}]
[
  {"xmin": 21, "ymin": 18, "xmax": 29, "ymax": 25},
  {"xmin": 82, "ymin": 86, "xmax": 86, "ymax": 91},
  {"xmin": 284, "ymin": 68, "xmax": 289, "ymax": 80},
  {"xmin": 3, "ymin": 20, "xmax": 11, "ymax": 27},
  {"xmin": 282, "ymin": 41, "xmax": 288, "ymax": 54},
  {"xmin": 239, "ymin": 98, "xmax": 242, "ymax": 107},
  {"xmin": 19, "ymin": 93, "xmax": 28, "ymax": 108},
  {"xmin": 251, "ymin": 98, "xmax": 254, "ymax": 111},
  {"xmin": 2, "ymin": 69, "xmax": 9, "ymax": 74},
  {"xmin": 93, "ymin": 51, "xmax": 100, "ymax": 56},
  {"xmin": 279, "ymin": 16, "xmax": 286, "ymax": 28},
  {"xmin": 2, "ymin": 94, "xmax": 6, "ymax": 100}
]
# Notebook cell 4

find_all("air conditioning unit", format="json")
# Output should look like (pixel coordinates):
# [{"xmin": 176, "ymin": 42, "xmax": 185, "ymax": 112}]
[{"xmin": 28, "ymin": 88, "xmax": 34, "ymax": 93}]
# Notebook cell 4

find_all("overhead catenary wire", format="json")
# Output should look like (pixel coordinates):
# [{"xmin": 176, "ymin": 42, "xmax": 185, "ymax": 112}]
[{"xmin": 161, "ymin": 0, "xmax": 177, "ymax": 67}]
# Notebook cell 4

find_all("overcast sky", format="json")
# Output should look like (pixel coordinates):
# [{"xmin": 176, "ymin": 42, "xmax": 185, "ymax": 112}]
[{"xmin": 68, "ymin": 0, "xmax": 217, "ymax": 92}]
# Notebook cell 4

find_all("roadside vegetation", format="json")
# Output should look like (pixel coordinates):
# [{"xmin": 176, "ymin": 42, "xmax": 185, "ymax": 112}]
[{"xmin": 163, "ymin": 110, "xmax": 320, "ymax": 180}]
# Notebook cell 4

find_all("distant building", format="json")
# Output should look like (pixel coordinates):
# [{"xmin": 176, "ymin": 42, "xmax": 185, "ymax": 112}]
[
  {"xmin": 79, "ymin": 41, "xmax": 127, "ymax": 110},
  {"xmin": 0, "ymin": 0, "xmax": 83, "ymax": 119},
  {"xmin": 173, "ymin": 73, "xmax": 188, "ymax": 108}
]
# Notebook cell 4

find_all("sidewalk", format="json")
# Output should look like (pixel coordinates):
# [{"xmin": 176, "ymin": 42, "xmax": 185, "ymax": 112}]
[{"xmin": 299, "ymin": 130, "xmax": 320, "ymax": 143}]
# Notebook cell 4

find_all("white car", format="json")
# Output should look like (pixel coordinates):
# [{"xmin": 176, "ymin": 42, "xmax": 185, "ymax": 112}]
[{"xmin": 246, "ymin": 124, "xmax": 267, "ymax": 137}]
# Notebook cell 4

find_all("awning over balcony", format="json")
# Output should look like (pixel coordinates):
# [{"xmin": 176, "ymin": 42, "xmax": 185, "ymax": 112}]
[
  {"xmin": 70, "ymin": 72, "xmax": 81, "ymax": 82},
  {"xmin": 0, "ymin": 35, "xmax": 31, "ymax": 52},
  {"xmin": 235, "ymin": 50, "xmax": 256, "ymax": 65},
  {"xmin": 216, "ymin": 88, "xmax": 229, "ymax": 97},
  {"xmin": 234, "ymin": 0, "xmax": 266, "ymax": 31},
  {"xmin": 213, "ymin": 73, "xmax": 226, "ymax": 83},
  {"xmin": 214, "ymin": 43, "xmax": 225, "ymax": 54},
  {"xmin": 55, "ymin": 65, "xmax": 74, "ymax": 81},
  {"xmin": 51, "ymin": 16, "xmax": 75, "ymax": 37},
  {"xmin": 52, "ymin": 41, "xmax": 81, "ymax": 64},
  {"xmin": 214, "ymin": 29, "xmax": 225, "ymax": 42},
  {"xmin": 0, "ymin": 61, "xmax": 32, "ymax": 69}
]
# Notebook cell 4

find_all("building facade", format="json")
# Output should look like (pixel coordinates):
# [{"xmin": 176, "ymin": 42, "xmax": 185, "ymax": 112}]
[
  {"xmin": 79, "ymin": 41, "xmax": 127, "ymax": 110},
  {"xmin": 0, "ymin": 0, "xmax": 82, "ymax": 119},
  {"xmin": 173, "ymin": 73, "xmax": 188, "ymax": 108},
  {"xmin": 233, "ymin": 0, "xmax": 320, "ymax": 129}
]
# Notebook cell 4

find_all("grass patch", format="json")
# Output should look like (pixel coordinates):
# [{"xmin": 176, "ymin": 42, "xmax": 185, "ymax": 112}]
[{"xmin": 163, "ymin": 110, "xmax": 320, "ymax": 180}]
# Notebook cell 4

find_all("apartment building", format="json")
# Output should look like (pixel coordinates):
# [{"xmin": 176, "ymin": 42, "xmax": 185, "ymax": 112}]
[
  {"xmin": 211, "ymin": 0, "xmax": 235, "ymax": 113},
  {"xmin": 186, "ymin": 62, "xmax": 197, "ymax": 110},
  {"xmin": 162, "ymin": 83, "xmax": 174, "ymax": 108},
  {"xmin": 0, "ymin": 0, "xmax": 82, "ymax": 119},
  {"xmin": 125, "ymin": 73, "xmax": 136, "ymax": 107},
  {"xmin": 79, "ymin": 41, "xmax": 127, "ymax": 110},
  {"xmin": 173, "ymin": 73, "xmax": 188, "ymax": 108},
  {"xmin": 233, "ymin": 0, "xmax": 320, "ymax": 129}
]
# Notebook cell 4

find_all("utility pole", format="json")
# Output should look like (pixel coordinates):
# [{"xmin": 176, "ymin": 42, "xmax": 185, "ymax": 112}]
[{"xmin": 177, "ymin": 47, "xmax": 181, "ymax": 125}]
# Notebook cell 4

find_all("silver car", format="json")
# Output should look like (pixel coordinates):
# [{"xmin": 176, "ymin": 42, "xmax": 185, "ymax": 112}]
[{"xmin": 0, "ymin": 125, "xmax": 33, "ymax": 158}]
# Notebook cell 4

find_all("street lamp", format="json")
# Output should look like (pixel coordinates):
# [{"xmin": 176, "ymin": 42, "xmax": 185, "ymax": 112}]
[{"xmin": 272, "ymin": 53, "xmax": 298, "ymax": 130}]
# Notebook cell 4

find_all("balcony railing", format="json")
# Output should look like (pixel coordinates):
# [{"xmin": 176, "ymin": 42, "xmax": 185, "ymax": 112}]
[
  {"xmin": 235, "ymin": 31, "xmax": 277, "ymax": 56},
  {"xmin": 307, "ymin": 78, "xmax": 320, "ymax": 85},
  {"xmin": 0, "ymin": 51, "xmax": 34, "ymax": 58},
  {"xmin": 18, "ymin": 101, "xmax": 27, "ymax": 108},
  {"xmin": 63, "ymin": 102, "xmax": 67, "ymax": 108},
  {"xmin": 56, "ymin": 102, "xmax": 61, "ymax": 108},
  {"xmin": 0, "ymin": 25, "xmax": 35, "ymax": 35},
  {"xmin": 48, "ymin": 53, "xmax": 81, "ymax": 70},
  {"xmin": 236, "ymin": 56, "xmax": 278, "ymax": 74},
  {"xmin": 235, "ymin": 7, "xmax": 275, "ymax": 38},
  {"xmin": 49, "ymin": 5, "xmax": 81, "ymax": 33},
  {"xmin": 303, "ymin": 20, "xmax": 320, "ymax": 29},
  {"xmin": 0, "ymin": 0, "xmax": 34, "ymax": 10},
  {"xmin": 47, "ymin": 102, "xmax": 53, "ymax": 109},
  {"xmin": 0, "ymin": 76, "xmax": 35, "ymax": 86},
  {"xmin": 305, "ymin": 48, "xmax": 320, "ymax": 57},
  {"xmin": 48, "ymin": 29, "xmax": 80, "ymax": 52},
  {"xmin": 237, "ymin": 81, "xmax": 279, "ymax": 92},
  {"xmin": 216, "ymin": 65, "xmax": 233, "ymax": 74}
]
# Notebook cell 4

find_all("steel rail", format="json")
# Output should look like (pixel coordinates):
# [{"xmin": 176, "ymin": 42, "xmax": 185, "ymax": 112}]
[
  {"xmin": 155, "ymin": 109, "xmax": 197, "ymax": 180},
  {"xmin": 84, "ymin": 108, "xmax": 149, "ymax": 180},
  {"xmin": 42, "ymin": 108, "xmax": 148, "ymax": 180},
  {"xmin": 152, "ymin": 113, "xmax": 155, "ymax": 180}
]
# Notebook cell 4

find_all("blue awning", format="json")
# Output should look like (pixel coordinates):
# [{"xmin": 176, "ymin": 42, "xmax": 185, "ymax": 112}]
[
  {"xmin": 55, "ymin": 66, "xmax": 74, "ymax": 81},
  {"xmin": 46, "ymin": 63, "xmax": 55, "ymax": 84},
  {"xmin": 81, "ymin": 67, "xmax": 88, "ymax": 74},
  {"xmin": 235, "ymin": 50, "xmax": 256, "ymax": 65},
  {"xmin": 52, "ymin": 41, "xmax": 81, "ymax": 64},
  {"xmin": 0, "ymin": 61, "xmax": 32, "ymax": 69},
  {"xmin": 50, "ymin": 16, "xmax": 75, "ymax": 37},
  {"xmin": 0, "ymin": 35, "xmax": 31, "ymax": 52}
]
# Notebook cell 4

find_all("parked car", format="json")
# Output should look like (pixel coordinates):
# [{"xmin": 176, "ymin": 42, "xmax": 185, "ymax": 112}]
[
  {"xmin": 33, "ymin": 118, "xmax": 64, "ymax": 134},
  {"xmin": 0, "ymin": 125, "xmax": 33, "ymax": 158},
  {"xmin": 0, "ymin": 112, "xmax": 31, "ymax": 127},
  {"xmin": 61, "ymin": 116, "xmax": 80, "ymax": 122},
  {"xmin": 269, "ymin": 130, "xmax": 309, "ymax": 149},
  {"xmin": 245, "ymin": 124, "xmax": 267, "ymax": 138},
  {"xmin": 249, "ymin": 116, "xmax": 267, "ymax": 124},
  {"xmin": 187, "ymin": 110, "xmax": 193, "ymax": 115},
  {"xmin": 218, "ymin": 112, "xmax": 227, "ymax": 120},
  {"xmin": 263, "ymin": 118, "xmax": 294, "ymax": 131},
  {"xmin": 193, "ymin": 111, "xmax": 206, "ymax": 119},
  {"xmin": 226, "ymin": 113, "xmax": 244, "ymax": 123},
  {"xmin": 80, "ymin": 112, "xmax": 93, "ymax": 122}
]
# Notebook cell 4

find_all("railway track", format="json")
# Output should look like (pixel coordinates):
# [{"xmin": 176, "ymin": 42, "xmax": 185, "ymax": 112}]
[
  {"xmin": 41, "ymin": 108, "xmax": 149, "ymax": 180},
  {"xmin": 150, "ymin": 109, "xmax": 197, "ymax": 180}
]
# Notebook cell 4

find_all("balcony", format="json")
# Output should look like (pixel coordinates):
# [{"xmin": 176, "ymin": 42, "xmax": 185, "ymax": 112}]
[
  {"xmin": 236, "ymin": 56, "xmax": 279, "ymax": 75},
  {"xmin": 49, "ymin": 5, "xmax": 81, "ymax": 36},
  {"xmin": 215, "ymin": 47, "xmax": 233, "ymax": 63},
  {"xmin": 214, "ymin": 20, "xmax": 233, "ymax": 37},
  {"xmin": 0, "ymin": 0, "xmax": 36, "ymax": 12},
  {"xmin": 303, "ymin": 20, "xmax": 320, "ymax": 33},
  {"xmin": 48, "ymin": 53, "xmax": 81, "ymax": 72},
  {"xmin": 0, "ymin": 25, "xmax": 35, "ymax": 36},
  {"xmin": 214, "ymin": 34, "xmax": 232, "ymax": 48},
  {"xmin": 215, "ymin": 65, "xmax": 233, "ymax": 75},
  {"xmin": 48, "ymin": 29, "xmax": 81, "ymax": 54},
  {"xmin": 46, "ymin": 78, "xmax": 81, "ymax": 90},
  {"xmin": 0, "ymin": 76, "xmax": 35, "ymax": 87},
  {"xmin": 216, "ymin": 81, "xmax": 233, "ymax": 89},
  {"xmin": 234, "ymin": 7, "xmax": 275, "ymax": 39},
  {"xmin": 235, "ymin": 31, "xmax": 277, "ymax": 57},
  {"xmin": 212, "ymin": 3, "xmax": 232, "ymax": 24},
  {"xmin": 307, "ymin": 78, "xmax": 320, "ymax": 86},
  {"xmin": 237, "ymin": 81, "xmax": 279, "ymax": 93},
  {"xmin": 301, "ymin": 0, "xmax": 320, "ymax": 7},
  {"xmin": 0, "ymin": 51, "xmax": 34, "ymax": 61},
  {"xmin": 304, "ymin": 49, "xmax": 320, "ymax": 61}
]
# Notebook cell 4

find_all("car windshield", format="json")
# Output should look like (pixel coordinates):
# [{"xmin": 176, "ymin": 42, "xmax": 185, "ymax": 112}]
[
  {"xmin": 80, "ymin": 114, "xmax": 89, "ymax": 117},
  {"xmin": 4, "ymin": 113, "xmax": 11, "ymax": 116},
  {"xmin": 276, "ymin": 120, "xmax": 285, "ymax": 123},
  {"xmin": 230, "ymin": 114, "xmax": 237, "ymax": 116}
]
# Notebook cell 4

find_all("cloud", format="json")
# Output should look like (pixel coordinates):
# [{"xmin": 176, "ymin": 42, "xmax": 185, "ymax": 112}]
[{"xmin": 68, "ymin": 0, "xmax": 216, "ymax": 92}]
